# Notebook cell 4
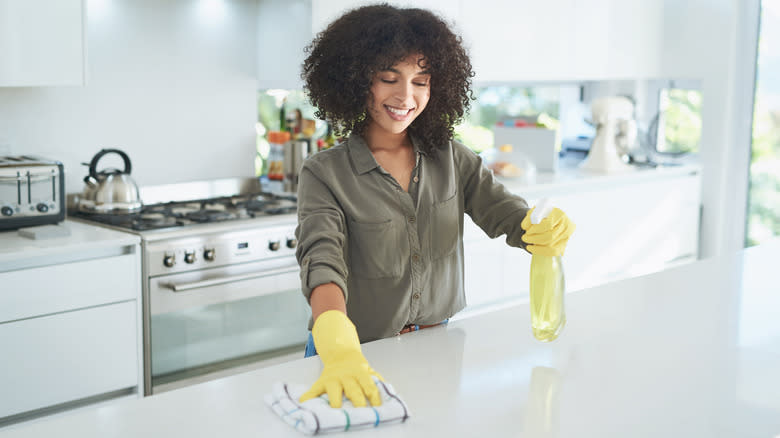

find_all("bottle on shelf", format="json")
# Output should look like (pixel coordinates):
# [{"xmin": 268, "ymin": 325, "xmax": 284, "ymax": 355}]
[{"xmin": 267, "ymin": 131, "xmax": 290, "ymax": 181}]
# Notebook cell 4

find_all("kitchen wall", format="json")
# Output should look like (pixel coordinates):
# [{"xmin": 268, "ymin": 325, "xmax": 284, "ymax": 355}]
[{"xmin": 0, "ymin": 0, "xmax": 259, "ymax": 193}]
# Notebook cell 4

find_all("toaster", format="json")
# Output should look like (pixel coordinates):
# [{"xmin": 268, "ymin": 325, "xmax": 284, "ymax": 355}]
[{"xmin": 0, "ymin": 156, "xmax": 65, "ymax": 231}]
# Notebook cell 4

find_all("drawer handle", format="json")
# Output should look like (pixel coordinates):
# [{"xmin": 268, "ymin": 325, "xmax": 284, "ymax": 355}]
[{"xmin": 161, "ymin": 265, "xmax": 299, "ymax": 292}]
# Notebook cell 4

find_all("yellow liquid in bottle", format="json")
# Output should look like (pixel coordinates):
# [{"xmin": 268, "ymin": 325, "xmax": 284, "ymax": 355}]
[{"xmin": 529, "ymin": 254, "xmax": 566, "ymax": 342}]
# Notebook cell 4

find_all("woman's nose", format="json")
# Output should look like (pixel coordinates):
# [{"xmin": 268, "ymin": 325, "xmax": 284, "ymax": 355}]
[{"xmin": 394, "ymin": 81, "xmax": 414, "ymax": 100}]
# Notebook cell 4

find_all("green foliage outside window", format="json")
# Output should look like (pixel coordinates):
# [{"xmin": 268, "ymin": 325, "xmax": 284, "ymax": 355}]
[
  {"xmin": 747, "ymin": 0, "xmax": 780, "ymax": 246},
  {"xmin": 659, "ymin": 88, "xmax": 702, "ymax": 154}
]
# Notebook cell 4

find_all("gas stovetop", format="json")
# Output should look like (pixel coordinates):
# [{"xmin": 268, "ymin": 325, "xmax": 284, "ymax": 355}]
[
  {"xmin": 69, "ymin": 191, "xmax": 296, "ymax": 232},
  {"xmin": 67, "ymin": 178, "xmax": 298, "ymax": 234}
]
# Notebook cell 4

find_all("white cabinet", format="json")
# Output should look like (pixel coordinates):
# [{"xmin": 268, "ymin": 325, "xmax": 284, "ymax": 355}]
[
  {"xmin": 463, "ymin": 168, "xmax": 701, "ymax": 313},
  {"xmin": 456, "ymin": 0, "xmax": 663, "ymax": 82},
  {"xmin": 260, "ymin": 0, "xmax": 662, "ymax": 87},
  {"xmin": 257, "ymin": 0, "xmax": 311, "ymax": 89},
  {"xmin": 0, "ymin": 225, "xmax": 142, "ymax": 423},
  {"xmin": 0, "ymin": 301, "xmax": 138, "ymax": 419},
  {"xmin": 0, "ymin": 0, "xmax": 86, "ymax": 87}
]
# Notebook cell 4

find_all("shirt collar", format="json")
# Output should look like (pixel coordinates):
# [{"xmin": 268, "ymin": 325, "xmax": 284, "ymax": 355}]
[{"xmin": 347, "ymin": 133, "xmax": 424, "ymax": 176}]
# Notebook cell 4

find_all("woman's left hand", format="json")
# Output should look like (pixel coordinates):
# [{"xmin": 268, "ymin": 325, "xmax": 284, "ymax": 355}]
[{"xmin": 520, "ymin": 207, "xmax": 576, "ymax": 257}]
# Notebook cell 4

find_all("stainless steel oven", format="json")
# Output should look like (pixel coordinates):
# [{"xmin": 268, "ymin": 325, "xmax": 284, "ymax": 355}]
[{"xmin": 68, "ymin": 178, "xmax": 310, "ymax": 395}]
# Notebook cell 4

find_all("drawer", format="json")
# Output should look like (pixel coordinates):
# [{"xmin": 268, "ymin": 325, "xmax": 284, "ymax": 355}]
[
  {"xmin": 0, "ymin": 301, "xmax": 138, "ymax": 419},
  {"xmin": 0, "ymin": 253, "xmax": 139, "ymax": 323}
]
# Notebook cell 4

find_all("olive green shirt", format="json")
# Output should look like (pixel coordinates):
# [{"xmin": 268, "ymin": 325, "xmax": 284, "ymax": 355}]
[{"xmin": 295, "ymin": 134, "xmax": 530, "ymax": 342}]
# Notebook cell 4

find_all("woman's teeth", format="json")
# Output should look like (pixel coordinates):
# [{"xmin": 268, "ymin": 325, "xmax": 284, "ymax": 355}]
[{"xmin": 386, "ymin": 106, "xmax": 412, "ymax": 116}]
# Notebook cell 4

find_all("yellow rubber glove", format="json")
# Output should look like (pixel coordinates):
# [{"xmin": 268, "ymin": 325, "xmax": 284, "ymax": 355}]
[
  {"xmin": 521, "ymin": 206, "xmax": 576, "ymax": 257},
  {"xmin": 299, "ymin": 310, "xmax": 384, "ymax": 408}
]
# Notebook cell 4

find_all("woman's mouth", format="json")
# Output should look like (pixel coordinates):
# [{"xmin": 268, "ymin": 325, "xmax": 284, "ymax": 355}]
[{"xmin": 384, "ymin": 105, "xmax": 414, "ymax": 121}]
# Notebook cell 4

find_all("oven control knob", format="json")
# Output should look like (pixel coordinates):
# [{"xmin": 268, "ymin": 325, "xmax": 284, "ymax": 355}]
[
  {"xmin": 268, "ymin": 240, "xmax": 281, "ymax": 251},
  {"xmin": 203, "ymin": 248, "xmax": 216, "ymax": 261},
  {"xmin": 184, "ymin": 252, "xmax": 196, "ymax": 264},
  {"xmin": 163, "ymin": 254, "xmax": 176, "ymax": 268},
  {"xmin": 286, "ymin": 238, "xmax": 298, "ymax": 249},
  {"xmin": 1, "ymin": 206, "xmax": 13, "ymax": 217},
  {"xmin": 36, "ymin": 203, "xmax": 49, "ymax": 213}
]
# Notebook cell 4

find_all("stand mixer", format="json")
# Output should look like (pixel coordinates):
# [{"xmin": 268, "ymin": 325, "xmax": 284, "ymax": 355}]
[{"xmin": 580, "ymin": 96, "xmax": 638, "ymax": 173}]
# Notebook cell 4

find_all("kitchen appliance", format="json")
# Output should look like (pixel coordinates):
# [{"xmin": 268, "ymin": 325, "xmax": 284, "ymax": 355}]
[
  {"xmin": 78, "ymin": 149, "xmax": 142, "ymax": 214},
  {"xmin": 580, "ymin": 96, "xmax": 638, "ymax": 173},
  {"xmin": 68, "ymin": 177, "xmax": 308, "ymax": 395},
  {"xmin": 493, "ymin": 125, "xmax": 558, "ymax": 172},
  {"xmin": 0, "ymin": 155, "xmax": 65, "ymax": 231}
]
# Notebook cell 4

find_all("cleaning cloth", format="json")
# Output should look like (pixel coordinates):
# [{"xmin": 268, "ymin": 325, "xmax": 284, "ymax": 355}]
[{"xmin": 264, "ymin": 377, "xmax": 410, "ymax": 435}]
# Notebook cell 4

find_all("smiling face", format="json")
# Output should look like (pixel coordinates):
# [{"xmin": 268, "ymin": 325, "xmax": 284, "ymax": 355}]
[{"xmin": 365, "ymin": 54, "xmax": 431, "ymax": 142}]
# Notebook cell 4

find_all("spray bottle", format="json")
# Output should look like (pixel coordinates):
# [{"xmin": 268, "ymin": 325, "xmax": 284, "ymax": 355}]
[{"xmin": 529, "ymin": 198, "xmax": 566, "ymax": 342}]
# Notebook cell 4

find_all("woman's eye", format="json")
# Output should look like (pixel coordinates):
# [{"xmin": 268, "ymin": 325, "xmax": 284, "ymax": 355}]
[
  {"xmin": 380, "ymin": 79, "xmax": 397, "ymax": 84},
  {"xmin": 414, "ymin": 82, "xmax": 429, "ymax": 87}
]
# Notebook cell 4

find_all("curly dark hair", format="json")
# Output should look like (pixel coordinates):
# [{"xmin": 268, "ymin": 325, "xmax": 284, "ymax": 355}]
[{"xmin": 301, "ymin": 3, "xmax": 474, "ymax": 154}]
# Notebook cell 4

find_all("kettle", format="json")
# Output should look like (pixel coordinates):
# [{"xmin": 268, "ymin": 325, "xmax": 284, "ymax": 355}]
[{"xmin": 78, "ymin": 149, "xmax": 143, "ymax": 214}]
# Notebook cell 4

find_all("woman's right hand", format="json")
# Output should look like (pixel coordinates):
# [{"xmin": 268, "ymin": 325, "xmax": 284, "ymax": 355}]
[{"xmin": 299, "ymin": 310, "xmax": 384, "ymax": 408}]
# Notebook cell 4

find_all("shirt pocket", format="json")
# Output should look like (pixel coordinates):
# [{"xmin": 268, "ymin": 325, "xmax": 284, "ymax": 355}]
[
  {"xmin": 348, "ymin": 219, "xmax": 402, "ymax": 279},
  {"xmin": 430, "ymin": 193, "xmax": 459, "ymax": 260}
]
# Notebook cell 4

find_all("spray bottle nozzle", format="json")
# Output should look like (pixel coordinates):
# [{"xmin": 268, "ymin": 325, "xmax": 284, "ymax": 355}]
[{"xmin": 530, "ymin": 198, "xmax": 554, "ymax": 225}]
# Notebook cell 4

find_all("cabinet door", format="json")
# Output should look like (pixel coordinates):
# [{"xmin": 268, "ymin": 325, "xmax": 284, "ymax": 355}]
[
  {"xmin": 463, "ymin": 216, "xmax": 505, "ymax": 308},
  {"xmin": 459, "ymin": 0, "xmax": 572, "ymax": 83},
  {"xmin": 529, "ymin": 173, "xmax": 701, "ymax": 292},
  {"xmin": 458, "ymin": 0, "xmax": 663, "ymax": 82},
  {"xmin": 0, "ymin": 0, "xmax": 85, "ymax": 87},
  {"xmin": 0, "ymin": 301, "xmax": 138, "ymax": 419},
  {"xmin": 0, "ymin": 252, "xmax": 140, "ymax": 323},
  {"xmin": 604, "ymin": 0, "xmax": 663, "ymax": 79},
  {"xmin": 257, "ymin": 0, "xmax": 311, "ymax": 89}
]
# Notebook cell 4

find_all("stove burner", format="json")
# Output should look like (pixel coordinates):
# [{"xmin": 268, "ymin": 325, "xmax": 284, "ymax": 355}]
[{"xmin": 184, "ymin": 209, "xmax": 236, "ymax": 223}]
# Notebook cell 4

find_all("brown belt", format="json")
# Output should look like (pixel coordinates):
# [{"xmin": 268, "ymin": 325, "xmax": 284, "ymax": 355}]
[{"xmin": 398, "ymin": 319, "xmax": 449, "ymax": 335}]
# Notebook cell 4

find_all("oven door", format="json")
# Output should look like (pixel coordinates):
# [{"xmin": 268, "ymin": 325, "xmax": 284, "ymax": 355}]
[{"xmin": 147, "ymin": 257, "xmax": 310, "ymax": 393}]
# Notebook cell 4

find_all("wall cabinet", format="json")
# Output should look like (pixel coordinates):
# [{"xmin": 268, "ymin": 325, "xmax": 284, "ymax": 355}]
[
  {"xmin": 458, "ymin": 0, "xmax": 663, "ymax": 83},
  {"xmin": 463, "ymin": 168, "xmax": 701, "ymax": 312},
  {"xmin": 269, "ymin": 0, "xmax": 664, "ymax": 86},
  {"xmin": 0, "ymin": 0, "xmax": 86, "ymax": 87}
]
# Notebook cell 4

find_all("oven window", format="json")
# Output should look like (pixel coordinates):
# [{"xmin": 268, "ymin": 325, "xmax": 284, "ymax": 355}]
[{"xmin": 150, "ymin": 289, "xmax": 310, "ymax": 385}]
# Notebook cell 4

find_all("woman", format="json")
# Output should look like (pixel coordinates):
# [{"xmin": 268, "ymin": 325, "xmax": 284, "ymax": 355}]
[{"xmin": 295, "ymin": 4, "xmax": 575, "ymax": 408}]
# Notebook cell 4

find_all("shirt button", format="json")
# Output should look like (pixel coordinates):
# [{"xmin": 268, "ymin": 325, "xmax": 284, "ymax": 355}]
[
  {"xmin": 412, "ymin": 254, "xmax": 420, "ymax": 262},
  {"xmin": 408, "ymin": 216, "xmax": 416, "ymax": 223},
  {"xmin": 413, "ymin": 293, "xmax": 421, "ymax": 300},
  {"xmin": 413, "ymin": 176, "xmax": 419, "ymax": 183}
]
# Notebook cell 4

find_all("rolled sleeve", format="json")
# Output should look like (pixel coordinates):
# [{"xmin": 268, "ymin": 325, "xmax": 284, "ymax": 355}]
[
  {"xmin": 295, "ymin": 164, "xmax": 349, "ymax": 302},
  {"xmin": 453, "ymin": 140, "xmax": 531, "ymax": 249}
]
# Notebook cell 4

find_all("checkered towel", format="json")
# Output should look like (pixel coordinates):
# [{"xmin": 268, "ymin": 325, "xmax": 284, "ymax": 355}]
[{"xmin": 264, "ymin": 377, "xmax": 410, "ymax": 435}]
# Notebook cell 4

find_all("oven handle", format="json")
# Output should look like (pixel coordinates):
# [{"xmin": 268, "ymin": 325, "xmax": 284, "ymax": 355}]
[{"xmin": 161, "ymin": 264, "xmax": 300, "ymax": 292}]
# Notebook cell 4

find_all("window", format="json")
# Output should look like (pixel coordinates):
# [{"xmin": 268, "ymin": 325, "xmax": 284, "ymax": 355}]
[
  {"xmin": 655, "ymin": 87, "xmax": 703, "ymax": 155},
  {"xmin": 748, "ymin": 1, "xmax": 780, "ymax": 246}
]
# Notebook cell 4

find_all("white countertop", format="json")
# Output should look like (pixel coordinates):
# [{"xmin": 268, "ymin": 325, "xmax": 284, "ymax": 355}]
[
  {"xmin": 2, "ymin": 237, "xmax": 778, "ymax": 437},
  {"xmin": 498, "ymin": 161, "xmax": 701, "ymax": 197},
  {"xmin": 0, "ymin": 220, "xmax": 140, "ymax": 272}
]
